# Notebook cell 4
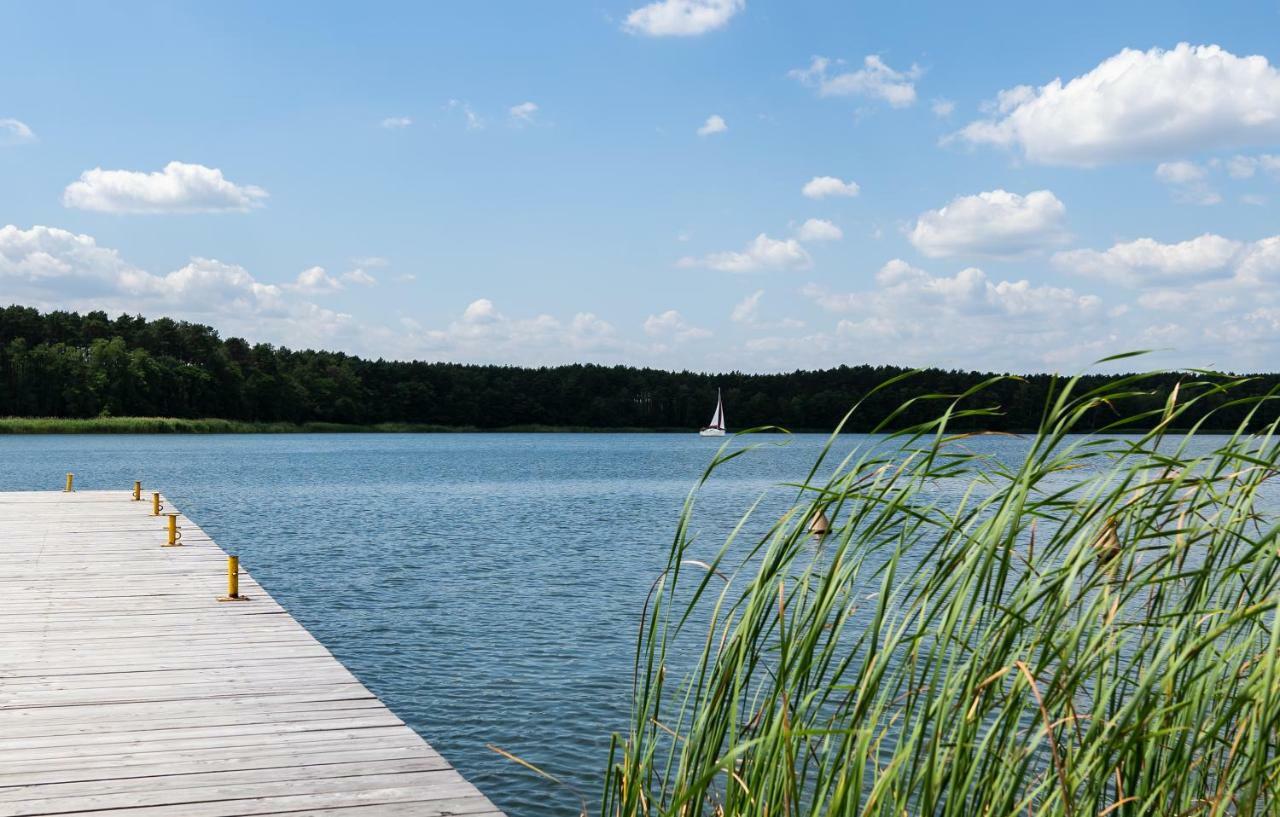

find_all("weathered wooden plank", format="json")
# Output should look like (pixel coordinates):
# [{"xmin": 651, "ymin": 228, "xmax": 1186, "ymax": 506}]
[{"xmin": 0, "ymin": 490, "xmax": 503, "ymax": 816}]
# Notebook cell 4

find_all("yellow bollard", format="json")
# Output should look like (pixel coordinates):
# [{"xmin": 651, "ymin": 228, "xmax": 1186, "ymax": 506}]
[
  {"xmin": 218, "ymin": 555, "xmax": 250, "ymax": 602},
  {"xmin": 152, "ymin": 492, "xmax": 162, "ymax": 516},
  {"xmin": 64, "ymin": 473, "xmax": 74, "ymax": 493},
  {"xmin": 164, "ymin": 513, "xmax": 182, "ymax": 547},
  {"xmin": 132, "ymin": 481, "xmax": 142, "ymax": 501}
]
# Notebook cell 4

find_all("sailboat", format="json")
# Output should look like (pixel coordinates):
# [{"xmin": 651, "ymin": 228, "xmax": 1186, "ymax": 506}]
[{"xmin": 699, "ymin": 389, "xmax": 726, "ymax": 436}]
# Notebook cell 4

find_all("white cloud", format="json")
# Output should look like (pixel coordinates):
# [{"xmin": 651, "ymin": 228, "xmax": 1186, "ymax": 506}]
[
  {"xmin": 463, "ymin": 298, "xmax": 500, "ymax": 323},
  {"xmin": 731, "ymin": 290, "xmax": 763, "ymax": 324},
  {"xmin": 789, "ymin": 55, "xmax": 922, "ymax": 108},
  {"xmin": 1154, "ymin": 160, "xmax": 1207, "ymax": 185},
  {"xmin": 380, "ymin": 116, "xmax": 412, "ymax": 129},
  {"xmin": 930, "ymin": 99, "xmax": 956, "ymax": 118},
  {"xmin": 1226, "ymin": 153, "xmax": 1280, "ymax": 179},
  {"xmin": 1052, "ymin": 233, "xmax": 1248, "ymax": 286},
  {"xmin": 801, "ymin": 176, "xmax": 859, "ymax": 199},
  {"xmin": 352, "ymin": 256, "xmax": 389, "ymax": 268},
  {"xmin": 1154, "ymin": 160, "xmax": 1221, "ymax": 204},
  {"xmin": 643, "ymin": 309, "xmax": 712, "ymax": 341},
  {"xmin": 0, "ymin": 224, "xmax": 144, "ymax": 297},
  {"xmin": 342, "ymin": 268, "xmax": 377, "ymax": 286},
  {"xmin": 794, "ymin": 218, "xmax": 843, "ymax": 241},
  {"xmin": 402, "ymin": 299, "xmax": 628, "ymax": 363},
  {"xmin": 780, "ymin": 259, "xmax": 1107, "ymax": 370},
  {"xmin": 861, "ymin": 260, "xmax": 1100, "ymax": 318},
  {"xmin": 623, "ymin": 0, "xmax": 744, "ymax": 37},
  {"xmin": 697, "ymin": 114, "xmax": 727, "ymax": 136},
  {"xmin": 951, "ymin": 44, "xmax": 1280, "ymax": 166},
  {"xmin": 908, "ymin": 189, "xmax": 1067, "ymax": 258},
  {"xmin": 62, "ymin": 161, "xmax": 268, "ymax": 214},
  {"xmin": 509, "ymin": 101, "xmax": 539, "ymax": 125},
  {"xmin": 1052, "ymin": 235, "xmax": 1280, "ymax": 347},
  {"xmin": 447, "ymin": 99, "xmax": 484, "ymax": 130},
  {"xmin": 730, "ymin": 289, "xmax": 804, "ymax": 329},
  {"xmin": 679, "ymin": 233, "xmax": 812, "ymax": 272},
  {"xmin": 0, "ymin": 224, "xmax": 358, "ymax": 348},
  {"xmin": 288, "ymin": 266, "xmax": 344, "ymax": 295},
  {"xmin": 0, "ymin": 118, "xmax": 35, "ymax": 146}
]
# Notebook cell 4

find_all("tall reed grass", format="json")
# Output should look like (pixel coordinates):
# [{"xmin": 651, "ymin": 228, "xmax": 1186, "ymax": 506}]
[{"xmin": 605, "ymin": 364, "xmax": 1280, "ymax": 816}]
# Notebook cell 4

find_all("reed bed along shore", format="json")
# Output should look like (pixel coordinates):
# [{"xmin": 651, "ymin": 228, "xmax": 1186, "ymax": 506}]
[
  {"xmin": 606, "ymin": 364, "xmax": 1280, "ymax": 816},
  {"xmin": 0, "ymin": 417, "xmax": 689, "ymax": 434}
]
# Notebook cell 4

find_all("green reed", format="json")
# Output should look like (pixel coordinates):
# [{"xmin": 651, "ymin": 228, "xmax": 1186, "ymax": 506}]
[
  {"xmin": 605, "ymin": 364, "xmax": 1280, "ymax": 816},
  {"xmin": 0, "ymin": 416, "xmax": 462, "ymax": 434}
]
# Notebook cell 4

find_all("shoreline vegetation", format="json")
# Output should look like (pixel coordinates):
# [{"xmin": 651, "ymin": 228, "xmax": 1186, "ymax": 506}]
[
  {"xmin": 0, "ymin": 417, "xmax": 699, "ymax": 434},
  {"xmin": 0, "ymin": 415, "xmax": 1265, "ymax": 435},
  {"xmin": 606, "ymin": 369, "xmax": 1280, "ymax": 814},
  {"xmin": 5, "ymin": 306, "xmax": 1280, "ymax": 434}
]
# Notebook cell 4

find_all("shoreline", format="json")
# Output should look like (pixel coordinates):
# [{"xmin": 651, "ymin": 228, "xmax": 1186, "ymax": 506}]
[
  {"xmin": 0, "ymin": 416, "xmax": 1244, "ymax": 435},
  {"xmin": 0, "ymin": 417, "xmax": 707, "ymax": 435}
]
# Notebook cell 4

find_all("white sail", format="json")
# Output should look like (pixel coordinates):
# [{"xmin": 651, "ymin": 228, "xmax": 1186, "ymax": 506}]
[{"xmin": 700, "ymin": 389, "xmax": 726, "ymax": 436}]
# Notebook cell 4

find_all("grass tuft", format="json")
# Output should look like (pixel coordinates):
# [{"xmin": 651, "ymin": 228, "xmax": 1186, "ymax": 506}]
[{"xmin": 605, "ymin": 367, "xmax": 1280, "ymax": 816}]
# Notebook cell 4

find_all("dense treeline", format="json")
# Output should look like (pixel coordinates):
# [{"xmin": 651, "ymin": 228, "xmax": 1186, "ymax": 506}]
[{"xmin": 1, "ymin": 305, "xmax": 1277, "ymax": 432}]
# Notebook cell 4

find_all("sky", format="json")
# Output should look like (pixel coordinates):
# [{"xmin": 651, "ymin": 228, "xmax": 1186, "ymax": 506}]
[{"xmin": 2, "ymin": 0, "xmax": 1280, "ymax": 374}]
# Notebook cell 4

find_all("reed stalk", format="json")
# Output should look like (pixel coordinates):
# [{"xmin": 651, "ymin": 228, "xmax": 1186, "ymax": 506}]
[{"xmin": 605, "ymin": 363, "xmax": 1280, "ymax": 816}]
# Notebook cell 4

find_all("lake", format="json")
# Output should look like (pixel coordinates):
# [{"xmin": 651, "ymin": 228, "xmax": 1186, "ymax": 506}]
[
  {"xmin": 0, "ymin": 432, "xmax": 886, "ymax": 815},
  {"xmin": 2, "ymin": 431, "xmax": 1244, "ymax": 815}
]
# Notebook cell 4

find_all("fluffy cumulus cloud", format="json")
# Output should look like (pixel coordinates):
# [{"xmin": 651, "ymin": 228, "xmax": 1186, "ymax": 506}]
[
  {"xmin": 767, "ymin": 259, "xmax": 1107, "ymax": 370},
  {"xmin": 0, "ymin": 224, "xmax": 362, "ymax": 348},
  {"xmin": 0, "ymin": 118, "xmax": 35, "ymax": 145},
  {"xmin": 951, "ymin": 44, "xmax": 1280, "ymax": 166},
  {"xmin": 730, "ymin": 289, "xmax": 804, "ymax": 329},
  {"xmin": 801, "ymin": 176, "xmax": 859, "ymax": 199},
  {"xmin": 731, "ymin": 290, "xmax": 764, "ymax": 324},
  {"xmin": 1155, "ymin": 160, "xmax": 1207, "ymax": 185},
  {"xmin": 930, "ymin": 99, "xmax": 955, "ymax": 118},
  {"xmin": 1048, "ymin": 233, "xmax": 1280, "ymax": 364},
  {"xmin": 509, "ymin": 101, "xmax": 539, "ymax": 125},
  {"xmin": 0, "ymin": 228, "xmax": 635, "ymax": 364},
  {"xmin": 795, "ymin": 218, "xmax": 842, "ymax": 241},
  {"xmin": 400, "ymin": 299, "xmax": 627, "ymax": 363},
  {"xmin": 287, "ymin": 265, "xmax": 379, "ymax": 294},
  {"xmin": 908, "ymin": 189, "xmax": 1067, "ymax": 258},
  {"xmin": 1052, "ymin": 233, "xmax": 1264, "ymax": 286},
  {"xmin": 804, "ymin": 260, "xmax": 1099, "ymax": 319},
  {"xmin": 62, "ymin": 162, "xmax": 268, "ymax": 214},
  {"xmin": 1226, "ymin": 154, "xmax": 1280, "ymax": 179},
  {"xmin": 697, "ymin": 114, "xmax": 727, "ymax": 136},
  {"xmin": 623, "ymin": 0, "xmax": 744, "ymax": 36},
  {"xmin": 342, "ymin": 268, "xmax": 377, "ymax": 286},
  {"xmin": 288, "ymin": 266, "xmax": 344, "ymax": 295},
  {"xmin": 679, "ymin": 233, "xmax": 812, "ymax": 272},
  {"xmin": 643, "ymin": 309, "xmax": 712, "ymax": 341},
  {"xmin": 1154, "ymin": 160, "xmax": 1221, "ymax": 204},
  {"xmin": 789, "ymin": 55, "xmax": 921, "ymax": 108}
]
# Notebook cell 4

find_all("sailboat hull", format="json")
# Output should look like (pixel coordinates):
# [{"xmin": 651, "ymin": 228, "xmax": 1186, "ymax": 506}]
[{"xmin": 699, "ymin": 428, "xmax": 726, "ymax": 437}]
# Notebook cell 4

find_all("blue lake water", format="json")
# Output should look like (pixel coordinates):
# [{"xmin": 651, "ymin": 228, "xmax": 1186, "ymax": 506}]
[
  {"xmin": 0, "ymin": 433, "xmax": 872, "ymax": 815},
  {"xmin": 0, "ymin": 431, "xmax": 1238, "ymax": 815}
]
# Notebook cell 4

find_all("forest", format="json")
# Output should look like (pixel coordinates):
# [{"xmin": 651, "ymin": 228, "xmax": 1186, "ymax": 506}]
[{"xmin": 1, "ymin": 304, "xmax": 1276, "ymax": 432}]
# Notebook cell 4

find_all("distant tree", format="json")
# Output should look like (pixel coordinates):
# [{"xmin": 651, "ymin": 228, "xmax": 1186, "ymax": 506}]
[{"xmin": 0, "ymin": 304, "xmax": 1275, "ymax": 431}]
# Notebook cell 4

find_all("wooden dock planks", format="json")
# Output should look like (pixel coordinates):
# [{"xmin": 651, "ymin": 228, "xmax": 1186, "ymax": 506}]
[{"xmin": 0, "ymin": 491, "xmax": 504, "ymax": 817}]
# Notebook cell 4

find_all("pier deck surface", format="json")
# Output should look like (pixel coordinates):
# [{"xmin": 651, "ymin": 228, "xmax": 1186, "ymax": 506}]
[{"xmin": 0, "ymin": 490, "xmax": 504, "ymax": 817}]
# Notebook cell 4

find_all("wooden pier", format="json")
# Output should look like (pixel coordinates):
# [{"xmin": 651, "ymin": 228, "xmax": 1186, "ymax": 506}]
[{"xmin": 0, "ymin": 490, "xmax": 504, "ymax": 816}]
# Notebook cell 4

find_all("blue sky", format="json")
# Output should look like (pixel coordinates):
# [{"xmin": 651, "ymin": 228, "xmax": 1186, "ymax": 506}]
[{"xmin": 2, "ymin": 0, "xmax": 1279, "ymax": 372}]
